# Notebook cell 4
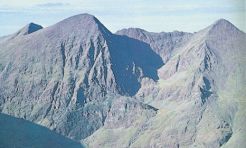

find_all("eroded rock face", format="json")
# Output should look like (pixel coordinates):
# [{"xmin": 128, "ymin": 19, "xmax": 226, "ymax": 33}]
[
  {"xmin": 85, "ymin": 19, "xmax": 245, "ymax": 147},
  {"xmin": 131, "ymin": 19, "xmax": 245, "ymax": 147},
  {"xmin": 104, "ymin": 96, "xmax": 157, "ymax": 128},
  {"xmin": 0, "ymin": 14, "xmax": 245, "ymax": 148},
  {"xmin": 0, "ymin": 14, "xmax": 163, "ymax": 140},
  {"xmin": 84, "ymin": 96, "xmax": 158, "ymax": 147}
]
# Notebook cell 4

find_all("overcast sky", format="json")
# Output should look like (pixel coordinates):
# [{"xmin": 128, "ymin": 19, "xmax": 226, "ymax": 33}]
[{"xmin": 0, "ymin": 0, "xmax": 245, "ymax": 36}]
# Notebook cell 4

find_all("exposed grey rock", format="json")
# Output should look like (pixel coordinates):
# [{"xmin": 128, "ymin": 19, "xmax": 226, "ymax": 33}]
[
  {"xmin": 104, "ymin": 96, "xmax": 157, "ymax": 128},
  {"xmin": 14, "ymin": 22, "xmax": 43, "ymax": 36},
  {"xmin": 0, "ymin": 13, "xmax": 162, "ymax": 141},
  {"xmin": 132, "ymin": 19, "xmax": 246, "ymax": 147},
  {"xmin": 116, "ymin": 28, "xmax": 192, "ymax": 62},
  {"xmin": 84, "ymin": 96, "xmax": 158, "ymax": 147},
  {"xmin": 0, "ymin": 14, "xmax": 245, "ymax": 148}
]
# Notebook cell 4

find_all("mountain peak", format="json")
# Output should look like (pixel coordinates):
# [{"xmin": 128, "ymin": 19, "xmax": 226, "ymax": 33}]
[
  {"xmin": 62, "ymin": 13, "xmax": 97, "ymax": 23},
  {"xmin": 55, "ymin": 13, "xmax": 99, "ymax": 28},
  {"xmin": 119, "ymin": 28, "xmax": 147, "ymax": 32},
  {"xmin": 48, "ymin": 13, "xmax": 112, "ymax": 38},
  {"xmin": 207, "ymin": 18, "xmax": 240, "ymax": 34},
  {"xmin": 212, "ymin": 18, "xmax": 235, "ymax": 28},
  {"xmin": 8, "ymin": 22, "xmax": 43, "ymax": 39},
  {"xmin": 116, "ymin": 28, "xmax": 147, "ymax": 36},
  {"xmin": 18, "ymin": 22, "xmax": 43, "ymax": 36}
]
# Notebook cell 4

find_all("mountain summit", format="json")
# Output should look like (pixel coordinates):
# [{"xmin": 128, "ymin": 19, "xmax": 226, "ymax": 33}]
[
  {"xmin": 211, "ymin": 18, "xmax": 239, "ymax": 30},
  {"xmin": 15, "ymin": 22, "xmax": 43, "ymax": 36},
  {"xmin": 43, "ymin": 13, "xmax": 112, "ymax": 40}
]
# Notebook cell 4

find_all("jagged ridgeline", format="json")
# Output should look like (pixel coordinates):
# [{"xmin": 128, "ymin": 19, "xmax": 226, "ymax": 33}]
[{"xmin": 0, "ymin": 14, "xmax": 245, "ymax": 148}]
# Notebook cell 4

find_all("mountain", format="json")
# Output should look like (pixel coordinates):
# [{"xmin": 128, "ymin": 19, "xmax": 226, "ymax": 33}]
[
  {"xmin": 14, "ymin": 22, "xmax": 43, "ymax": 36},
  {"xmin": 108, "ymin": 19, "xmax": 245, "ymax": 147},
  {"xmin": 0, "ymin": 23, "xmax": 43, "ymax": 44},
  {"xmin": 116, "ymin": 28, "xmax": 192, "ymax": 62},
  {"xmin": 0, "ymin": 14, "xmax": 245, "ymax": 148},
  {"xmin": 0, "ymin": 13, "xmax": 162, "ymax": 141},
  {"xmin": 0, "ymin": 113, "xmax": 84, "ymax": 148}
]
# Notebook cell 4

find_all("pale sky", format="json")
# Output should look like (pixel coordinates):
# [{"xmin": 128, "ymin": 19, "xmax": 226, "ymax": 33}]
[{"xmin": 0, "ymin": 0, "xmax": 245, "ymax": 36}]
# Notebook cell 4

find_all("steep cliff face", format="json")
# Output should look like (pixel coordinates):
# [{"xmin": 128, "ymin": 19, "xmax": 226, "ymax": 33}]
[{"xmin": 0, "ymin": 14, "xmax": 162, "ymax": 140}]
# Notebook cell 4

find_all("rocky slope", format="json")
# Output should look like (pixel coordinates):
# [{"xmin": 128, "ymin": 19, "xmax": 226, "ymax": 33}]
[
  {"xmin": 0, "ymin": 14, "xmax": 245, "ymax": 148},
  {"xmin": 93, "ymin": 19, "xmax": 244, "ymax": 147},
  {"xmin": 0, "ymin": 13, "xmax": 162, "ymax": 141},
  {"xmin": 116, "ymin": 28, "xmax": 192, "ymax": 62}
]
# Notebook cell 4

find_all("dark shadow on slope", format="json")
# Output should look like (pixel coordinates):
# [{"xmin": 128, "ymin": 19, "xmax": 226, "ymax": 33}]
[
  {"xmin": 109, "ymin": 35, "xmax": 164, "ymax": 96},
  {"xmin": 219, "ymin": 132, "xmax": 232, "ymax": 147},
  {"xmin": 200, "ymin": 77, "xmax": 212, "ymax": 104},
  {"xmin": 0, "ymin": 113, "xmax": 84, "ymax": 148}
]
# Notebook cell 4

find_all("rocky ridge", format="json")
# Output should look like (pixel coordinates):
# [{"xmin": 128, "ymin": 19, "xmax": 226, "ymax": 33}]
[{"xmin": 0, "ymin": 14, "xmax": 245, "ymax": 148}]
